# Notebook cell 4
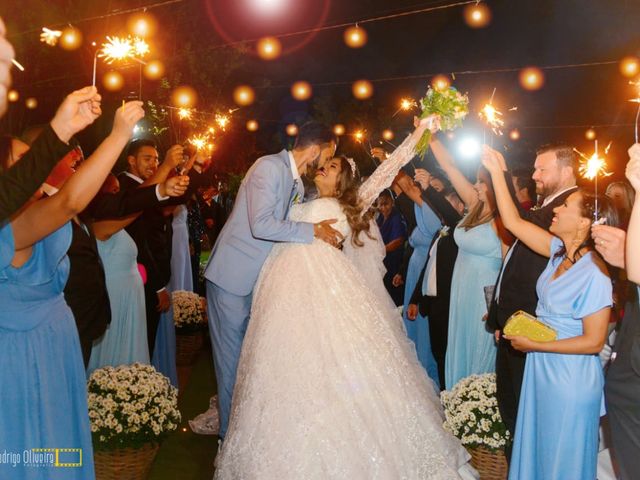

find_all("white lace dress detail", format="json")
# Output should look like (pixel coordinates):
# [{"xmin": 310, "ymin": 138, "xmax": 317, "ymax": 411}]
[{"xmin": 214, "ymin": 197, "xmax": 472, "ymax": 479}]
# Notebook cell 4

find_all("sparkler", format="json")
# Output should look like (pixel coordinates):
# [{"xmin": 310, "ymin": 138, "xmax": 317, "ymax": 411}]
[
  {"xmin": 40, "ymin": 27, "xmax": 62, "ymax": 46},
  {"xmin": 393, "ymin": 98, "xmax": 417, "ymax": 117},
  {"xmin": 189, "ymin": 134, "xmax": 207, "ymax": 151},
  {"xmin": 478, "ymin": 88, "xmax": 504, "ymax": 137},
  {"xmin": 629, "ymin": 79, "xmax": 640, "ymax": 143},
  {"xmin": 93, "ymin": 36, "xmax": 149, "ymax": 87},
  {"xmin": 177, "ymin": 108, "xmax": 192, "ymax": 120},
  {"xmin": 575, "ymin": 140, "xmax": 613, "ymax": 220},
  {"xmin": 11, "ymin": 59, "xmax": 25, "ymax": 72},
  {"xmin": 216, "ymin": 114, "xmax": 230, "ymax": 131}
]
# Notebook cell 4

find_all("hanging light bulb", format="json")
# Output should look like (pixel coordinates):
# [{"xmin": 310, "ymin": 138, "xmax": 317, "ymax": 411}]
[
  {"xmin": 333, "ymin": 124, "xmax": 346, "ymax": 136},
  {"xmin": 233, "ymin": 85, "xmax": 256, "ymax": 106},
  {"xmin": 382, "ymin": 129, "xmax": 394, "ymax": 141},
  {"xmin": 143, "ymin": 60, "xmax": 165, "ymax": 80},
  {"xmin": 519, "ymin": 66, "xmax": 545, "ymax": 91},
  {"xmin": 7, "ymin": 90, "xmax": 19, "ymax": 102},
  {"xmin": 291, "ymin": 81, "xmax": 312, "ymax": 101},
  {"xmin": 509, "ymin": 129, "xmax": 521, "ymax": 141},
  {"xmin": 103, "ymin": 71, "xmax": 124, "ymax": 91},
  {"xmin": 246, "ymin": 120, "xmax": 259, "ymax": 132},
  {"xmin": 343, "ymin": 25, "xmax": 368, "ymax": 48},
  {"xmin": 352, "ymin": 79, "xmax": 373, "ymax": 100},
  {"xmin": 60, "ymin": 26, "xmax": 83, "ymax": 50},
  {"xmin": 585, "ymin": 128, "xmax": 597, "ymax": 141},
  {"xmin": 127, "ymin": 13, "xmax": 157, "ymax": 38},
  {"xmin": 256, "ymin": 36, "xmax": 282, "ymax": 60},
  {"xmin": 431, "ymin": 74, "xmax": 451, "ymax": 91},
  {"xmin": 463, "ymin": 2, "xmax": 492, "ymax": 28},
  {"xmin": 25, "ymin": 97, "xmax": 38, "ymax": 109},
  {"xmin": 286, "ymin": 124, "xmax": 299, "ymax": 136},
  {"xmin": 620, "ymin": 56, "xmax": 640, "ymax": 78},
  {"xmin": 172, "ymin": 85, "xmax": 197, "ymax": 107}
]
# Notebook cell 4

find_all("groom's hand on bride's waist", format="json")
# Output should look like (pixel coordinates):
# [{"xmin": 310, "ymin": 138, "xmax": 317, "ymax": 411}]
[{"xmin": 314, "ymin": 219, "xmax": 344, "ymax": 248}]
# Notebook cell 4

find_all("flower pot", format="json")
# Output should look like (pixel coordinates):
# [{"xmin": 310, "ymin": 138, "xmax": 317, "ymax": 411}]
[
  {"xmin": 176, "ymin": 328, "xmax": 206, "ymax": 366},
  {"xmin": 467, "ymin": 446, "xmax": 508, "ymax": 480},
  {"xmin": 94, "ymin": 443, "xmax": 160, "ymax": 480}
]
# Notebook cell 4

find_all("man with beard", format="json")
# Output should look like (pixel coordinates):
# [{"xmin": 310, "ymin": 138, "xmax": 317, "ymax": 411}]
[
  {"xmin": 487, "ymin": 144, "xmax": 578, "ymax": 461},
  {"xmin": 204, "ymin": 122, "xmax": 342, "ymax": 440}
]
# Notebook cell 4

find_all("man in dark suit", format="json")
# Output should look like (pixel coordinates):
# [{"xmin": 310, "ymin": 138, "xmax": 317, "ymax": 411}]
[
  {"xmin": 407, "ymin": 177, "xmax": 465, "ymax": 389},
  {"xmin": 487, "ymin": 144, "xmax": 578, "ymax": 460}
]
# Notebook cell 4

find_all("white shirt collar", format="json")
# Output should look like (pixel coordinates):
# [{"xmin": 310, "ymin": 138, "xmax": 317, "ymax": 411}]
[
  {"xmin": 287, "ymin": 151, "xmax": 301, "ymax": 181},
  {"xmin": 124, "ymin": 171, "xmax": 144, "ymax": 184},
  {"xmin": 541, "ymin": 185, "xmax": 577, "ymax": 207}
]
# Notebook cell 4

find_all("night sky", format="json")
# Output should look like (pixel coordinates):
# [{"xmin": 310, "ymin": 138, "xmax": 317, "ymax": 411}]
[{"xmin": 2, "ymin": 0, "xmax": 639, "ymax": 177}]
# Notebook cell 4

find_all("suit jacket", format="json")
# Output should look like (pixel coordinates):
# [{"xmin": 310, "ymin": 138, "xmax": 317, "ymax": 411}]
[
  {"xmin": 118, "ymin": 173, "xmax": 174, "ymax": 293},
  {"xmin": 410, "ymin": 188, "xmax": 462, "ymax": 316},
  {"xmin": 204, "ymin": 149, "xmax": 314, "ymax": 296},
  {"xmin": 0, "ymin": 125, "xmax": 72, "ymax": 221},
  {"xmin": 487, "ymin": 175, "xmax": 577, "ymax": 330},
  {"xmin": 63, "ymin": 220, "xmax": 111, "ymax": 344},
  {"xmin": 85, "ymin": 184, "xmax": 161, "ymax": 220}
]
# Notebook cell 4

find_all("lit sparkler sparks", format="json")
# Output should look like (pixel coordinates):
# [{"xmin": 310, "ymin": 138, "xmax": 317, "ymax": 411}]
[
  {"xmin": 392, "ymin": 98, "xmax": 417, "ymax": 117},
  {"xmin": 353, "ymin": 130, "xmax": 365, "ymax": 143},
  {"xmin": 189, "ymin": 134, "xmax": 207, "ymax": 151},
  {"xmin": 40, "ymin": 27, "xmax": 62, "ymax": 46},
  {"xmin": 575, "ymin": 140, "xmax": 613, "ymax": 220},
  {"xmin": 99, "ymin": 36, "xmax": 149, "ymax": 64},
  {"xmin": 177, "ymin": 108, "xmax": 192, "ymax": 120},
  {"xmin": 216, "ymin": 114, "xmax": 230, "ymax": 131}
]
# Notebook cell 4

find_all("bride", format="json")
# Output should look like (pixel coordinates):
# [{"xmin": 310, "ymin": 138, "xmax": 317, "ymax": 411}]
[{"xmin": 214, "ymin": 118, "xmax": 474, "ymax": 479}]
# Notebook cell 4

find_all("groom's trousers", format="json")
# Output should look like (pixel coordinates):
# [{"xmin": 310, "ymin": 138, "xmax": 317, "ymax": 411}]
[{"xmin": 206, "ymin": 280, "xmax": 252, "ymax": 439}]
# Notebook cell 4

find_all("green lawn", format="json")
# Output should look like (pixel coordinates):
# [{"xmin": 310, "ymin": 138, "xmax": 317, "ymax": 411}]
[{"xmin": 149, "ymin": 347, "xmax": 218, "ymax": 480}]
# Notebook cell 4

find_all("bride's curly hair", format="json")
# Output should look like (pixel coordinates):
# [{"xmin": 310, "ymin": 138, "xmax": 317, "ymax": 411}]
[{"xmin": 332, "ymin": 156, "xmax": 374, "ymax": 247}]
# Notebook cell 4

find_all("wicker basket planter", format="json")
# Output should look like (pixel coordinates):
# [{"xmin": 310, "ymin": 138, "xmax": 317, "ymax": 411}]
[
  {"xmin": 467, "ymin": 446, "xmax": 508, "ymax": 480},
  {"xmin": 94, "ymin": 443, "xmax": 160, "ymax": 480},
  {"xmin": 176, "ymin": 328, "xmax": 206, "ymax": 366}
]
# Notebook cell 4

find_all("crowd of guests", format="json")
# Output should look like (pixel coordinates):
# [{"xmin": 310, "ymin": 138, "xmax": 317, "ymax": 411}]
[
  {"xmin": 3, "ymin": 13, "xmax": 640, "ymax": 479},
  {"xmin": 372, "ymin": 131, "xmax": 640, "ymax": 477}
]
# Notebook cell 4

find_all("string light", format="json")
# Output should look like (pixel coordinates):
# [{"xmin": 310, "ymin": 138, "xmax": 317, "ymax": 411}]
[
  {"xmin": 7, "ymin": 90, "xmax": 19, "ymax": 102},
  {"xmin": 127, "ymin": 13, "xmax": 158, "ymax": 38},
  {"xmin": 353, "ymin": 130, "xmax": 366, "ymax": 143},
  {"xmin": 172, "ymin": 86, "xmax": 197, "ymax": 107},
  {"xmin": 431, "ymin": 74, "xmax": 451, "ymax": 91},
  {"xmin": 286, "ymin": 124, "xmax": 299, "ymax": 136},
  {"xmin": 233, "ymin": 85, "xmax": 255, "ymax": 106},
  {"xmin": 25, "ymin": 97, "xmax": 38, "ymax": 109},
  {"xmin": 143, "ymin": 60, "xmax": 165, "ymax": 80},
  {"xmin": 246, "ymin": 119, "xmax": 259, "ymax": 132},
  {"xmin": 519, "ymin": 66, "xmax": 545, "ymax": 90},
  {"xmin": 103, "ymin": 71, "xmax": 124, "ymax": 91},
  {"xmin": 256, "ymin": 37, "xmax": 282, "ymax": 60},
  {"xmin": 463, "ymin": 2, "xmax": 491, "ymax": 28},
  {"xmin": 619, "ymin": 56, "xmax": 640, "ymax": 78},
  {"xmin": 333, "ymin": 124, "xmax": 346, "ymax": 136},
  {"xmin": 509, "ymin": 129, "xmax": 520, "ymax": 141},
  {"xmin": 382, "ymin": 129, "xmax": 394, "ymax": 141},
  {"xmin": 585, "ymin": 128, "xmax": 596, "ymax": 141},
  {"xmin": 343, "ymin": 25, "xmax": 368, "ymax": 48},
  {"xmin": 60, "ymin": 26, "xmax": 82, "ymax": 50},
  {"xmin": 291, "ymin": 81, "xmax": 312, "ymax": 101},
  {"xmin": 352, "ymin": 80, "xmax": 373, "ymax": 100}
]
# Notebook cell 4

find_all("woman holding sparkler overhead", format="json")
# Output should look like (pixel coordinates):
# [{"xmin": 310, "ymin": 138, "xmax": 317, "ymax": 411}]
[{"xmin": 482, "ymin": 145, "xmax": 618, "ymax": 480}]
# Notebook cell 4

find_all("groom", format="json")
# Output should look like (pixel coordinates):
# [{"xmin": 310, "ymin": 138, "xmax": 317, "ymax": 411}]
[{"xmin": 204, "ymin": 122, "xmax": 341, "ymax": 439}]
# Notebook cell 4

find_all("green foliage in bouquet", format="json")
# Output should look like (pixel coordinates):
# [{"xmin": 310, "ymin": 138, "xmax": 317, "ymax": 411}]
[
  {"xmin": 87, "ymin": 364, "xmax": 181, "ymax": 451},
  {"xmin": 416, "ymin": 86, "xmax": 469, "ymax": 157},
  {"xmin": 440, "ymin": 373, "xmax": 511, "ymax": 452}
]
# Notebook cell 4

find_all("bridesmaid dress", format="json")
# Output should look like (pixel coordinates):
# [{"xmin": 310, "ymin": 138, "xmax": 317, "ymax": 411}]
[{"xmin": 0, "ymin": 222, "xmax": 95, "ymax": 479}]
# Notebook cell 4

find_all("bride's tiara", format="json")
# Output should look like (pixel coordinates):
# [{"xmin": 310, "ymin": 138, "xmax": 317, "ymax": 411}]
[{"xmin": 346, "ymin": 157, "xmax": 357, "ymax": 177}]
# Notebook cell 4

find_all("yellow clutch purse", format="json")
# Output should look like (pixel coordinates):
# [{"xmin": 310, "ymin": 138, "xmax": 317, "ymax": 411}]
[{"xmin": 503, "ymin": 310, "xmax": 557, "ymax": 342}]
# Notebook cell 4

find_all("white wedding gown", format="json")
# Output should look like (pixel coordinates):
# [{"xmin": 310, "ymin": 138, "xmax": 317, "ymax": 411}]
[{"xmin": 214, "ymin": 130, "xmax": 475, "ymax": 479}]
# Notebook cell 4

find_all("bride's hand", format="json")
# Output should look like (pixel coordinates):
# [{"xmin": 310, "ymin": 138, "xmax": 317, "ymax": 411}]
[{"xmin": 414, "ymin": 114, "xmax": 440, "ymax": 133}]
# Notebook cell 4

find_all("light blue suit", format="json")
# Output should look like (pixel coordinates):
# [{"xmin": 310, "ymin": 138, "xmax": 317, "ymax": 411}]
[{"xmin": 204, "ymin": 149, "xmax": 314, "ymax": 438}]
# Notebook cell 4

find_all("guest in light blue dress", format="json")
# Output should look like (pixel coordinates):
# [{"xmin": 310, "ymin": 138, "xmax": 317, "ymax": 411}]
[
  {"xmin": 429, "ymin": 139, "xmax": 506, "ymax": 389},
  {"xmin": 445, "ymin": 220, "xmax": 502, "ymax": 387},
  {"xmin": 403, "ymin": 199, "xmax": 442, "ymax": 384},
  {"xmin": 482, "ymin": 147, "xmax": 618, "ymax": 480},
  {"xmin": 170, "ymin": 204, "xmax": 193, "ymax": 293},
  {"xmin": 0, "ymin": 223, "xmax": 95, "ymax": 480},
  {"xmin": 509, "ymin": 237, "xmax": 611, "ymax": 479},
  {"xmin": 88, "ymin": 228, "xmax": 150, "ymax": 374}
]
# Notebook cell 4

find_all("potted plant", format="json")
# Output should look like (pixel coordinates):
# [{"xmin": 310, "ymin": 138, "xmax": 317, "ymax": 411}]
[
  {"xmin": 88, "ymin": 364, "xmax": 181, "ymax": 480},
  {"xmin": 441, "ymin": 373, "xmax": 510, "ymax": 479},
  {"xmin": 173, "ymin": 290, "xmax": 208, "ymax": 365}
]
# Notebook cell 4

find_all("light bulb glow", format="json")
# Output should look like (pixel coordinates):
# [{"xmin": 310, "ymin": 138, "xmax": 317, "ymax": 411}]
[
  {"xmin": 352, "ymin": 80, "xmax": 373, "ymax": 100},
  {"xmin": 344, "ymin": 26, "xmax": 368, "ymax": 48},
  {"xmin": 233, "ymin": 85, "xmax": 256, "ymax": 106},
  {"xmin": 246, "ymin": 119, "xmax": 259, "ymax": 132},
  {"xmin": 256, "ymin": 36, "xmax": 282, "ymax": 60},
  {"xmin": 291, "ymin": 81, "xmax": 312, "ymax": 100}
]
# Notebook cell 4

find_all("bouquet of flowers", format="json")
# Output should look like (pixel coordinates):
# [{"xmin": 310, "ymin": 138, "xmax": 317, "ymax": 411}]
[
  {"xmin": 416, "ymin": 85, "xmax": 469, "ymax": 157},
  {"xmin": 172, "ymin": 290, "xmax": 206, "ymax": 328},
  {"xmin": 440, "ymin": 373, "xmax": 510, "ymax": 452},
  {"xmin": 87, "ymin": 363, "xmax": 181, "ymax": 451}
]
